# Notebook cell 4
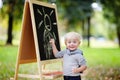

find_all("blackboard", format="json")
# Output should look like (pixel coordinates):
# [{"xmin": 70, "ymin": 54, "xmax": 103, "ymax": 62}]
[{"xmin": 31, "ymin": 2, "xmax": 60, "ymax": 60}]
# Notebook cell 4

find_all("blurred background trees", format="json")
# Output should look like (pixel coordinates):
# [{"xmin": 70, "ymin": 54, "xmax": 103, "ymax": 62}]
[
  {"xmin": 100, "ymin": 0, "xmax": 120, "ymax": 47},
  {"xmin": 56, "ymin": 0, "xmax": 94, "ymax": 47},
  {"xmin": 0, "ymin": 0, "xmax": 24, "ymax": 45},
  {"xmin": 0, "ymin": 0, "xmax": 120, "ymax": 48}
]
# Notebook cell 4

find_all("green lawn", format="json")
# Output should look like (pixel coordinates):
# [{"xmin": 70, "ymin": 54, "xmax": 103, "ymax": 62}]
[
  {"xmin": 82, "ymin": 47, "xmax": 120, "ymax": 67},
  {"xmin": 0, "ymin": 46, "xmax": 120, "ymax": 80},
  {"xmin": 81, "ymin": 47, "xmax": 120, "ymax": 80}
]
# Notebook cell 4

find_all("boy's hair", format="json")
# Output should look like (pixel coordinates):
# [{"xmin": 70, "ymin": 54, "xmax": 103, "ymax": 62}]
[{"xmin": 64, "ymin": 32, "xmax": 82, "ymax": 43}]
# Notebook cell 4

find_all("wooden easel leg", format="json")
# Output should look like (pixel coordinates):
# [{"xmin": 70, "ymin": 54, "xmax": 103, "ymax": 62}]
[
  {"xmin": 36, "ymin": 60, "xmax": 42, "ymax": 80},
  {"xmin": 14, "ymin": 61, "xmax": 19, "ymax": 80}
]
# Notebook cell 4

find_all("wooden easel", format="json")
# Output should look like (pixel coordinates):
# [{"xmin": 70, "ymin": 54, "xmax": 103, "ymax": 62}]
[{"xmin": 13, "ymin": 0, "xmax": 63, "ymax": 80}]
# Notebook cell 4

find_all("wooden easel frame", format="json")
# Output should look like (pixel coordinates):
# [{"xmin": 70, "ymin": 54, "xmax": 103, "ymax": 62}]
[{"xmin": 14, "ymin": 0, "xmax": 63, "ymax": 80}]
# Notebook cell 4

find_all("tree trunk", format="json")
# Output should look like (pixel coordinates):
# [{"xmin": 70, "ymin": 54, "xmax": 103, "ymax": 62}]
[
  {"xmin": 117, "ymin": 26, "xmax": 120, "ymax": 47},
  {"xmin": 87, "ymin": 16, "xmax": 91, "ymax": 47},
  {"xmin": 6, "ymin": 13, "xmax": 13, "ymax": 45},
  {"xmin": 82, "ymin": 20, "xmax": 85, "ymax": 38},
  {"xmin": 6, "ymin": 1, "xmax": 15, "ymax": 45}
]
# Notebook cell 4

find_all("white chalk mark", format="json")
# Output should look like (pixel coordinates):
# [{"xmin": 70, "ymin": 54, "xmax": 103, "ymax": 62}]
[
  {"xmin": 53, "ymin": 22, "xmax": 57, "ymax": 25},
  {"xmin": 50, "ymin": 10, "xmax": 53, "ymax": 16},
  {"xmin": 42, "ymin": 7, "xmax": 45, "ymax": 14},
  {"xmin": 38, "ymin": 20, "xmax": 43, "ymax": 29},
  {"xmin": 37, "ymin": 9, "xmax": 42, "ymax": 15}
]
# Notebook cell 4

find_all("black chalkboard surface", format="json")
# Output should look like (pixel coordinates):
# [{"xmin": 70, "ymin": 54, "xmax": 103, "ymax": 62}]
[{"xmin": 31, "ymin": 3, "xmax": 60, "ymax": 60}]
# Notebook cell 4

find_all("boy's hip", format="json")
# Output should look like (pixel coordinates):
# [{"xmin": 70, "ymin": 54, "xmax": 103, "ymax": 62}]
[{"xmin": 64, "ymin": 75, "xmax": 81, "ymax": 80}]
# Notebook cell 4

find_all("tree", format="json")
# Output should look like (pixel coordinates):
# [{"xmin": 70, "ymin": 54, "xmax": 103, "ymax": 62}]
[
  {"xmin": 2, "ymin": 0, "xmax": 24, "ymax": 45},
  {"xmin": 100, "ymin": 0, "xmax": 120, "ymax": 47},
  {"xmin": 56, "ymin": 0, "xmax": 94, "ymax": 47}
]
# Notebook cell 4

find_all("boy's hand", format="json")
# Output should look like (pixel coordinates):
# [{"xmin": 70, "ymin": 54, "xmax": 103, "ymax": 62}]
[
  {"xmin": 50, "ymin": 39, "xmax": 55, "ymax": 45},
  {"xmin": 72, "ymin": 66, "xmax": 86, "ymax": 74},
  {"xmin": 72, "ymin": 67, "xmax": 79, "ymax": 73},
  {"xmin": 49, "ymin": 39, "xmax": 58, "ymax": 55}
]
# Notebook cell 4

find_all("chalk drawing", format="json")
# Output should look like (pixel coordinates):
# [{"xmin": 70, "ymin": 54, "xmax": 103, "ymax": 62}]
[{"xmin": 37, "ymin": 7, "xmax": 56, "ymax": 59}]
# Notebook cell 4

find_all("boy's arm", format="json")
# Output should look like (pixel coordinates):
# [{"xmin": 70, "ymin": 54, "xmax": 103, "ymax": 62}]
[
  {"xmin": 78, "ymin": 65, "xmax": 87, "ymax": 73},
  {"xmin": 50, "ymin": 39, "xmax": 58, "ymax": 56},
  {"xmin": 72, "ymin": 65, "xmax": 87, "ymax": 73}
]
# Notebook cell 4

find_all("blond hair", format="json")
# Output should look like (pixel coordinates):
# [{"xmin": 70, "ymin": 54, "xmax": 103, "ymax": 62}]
[{"xmin": 64, "ymin": 32, "xmax": 82, "ymax": 44}]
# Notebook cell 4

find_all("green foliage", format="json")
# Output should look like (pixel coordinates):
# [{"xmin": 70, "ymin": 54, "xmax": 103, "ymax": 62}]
[
  {"xmin": 100, "ymin": 0, "xmax": 120, "ymax": 47},
  {"xmin": 0, "ymin": 0, "xmax": 24, "ymax": 29},
  {"xmin": 91, "ymin": 11, "xmax": 117, "ymax": 40},
  {"xmin": 0, "ymin": 0, "xmax": 25, "ymax": 45},
  {"xmin": 1, "ymin": 0, "xmax": 24, "ymax": 20},
  {"xmin": 100, "ymin": 0, "xmax": 120, "ymax": 23},
  {"xmin": 56, "ymin": 0, "xmax": 94, "ymax": 29}
]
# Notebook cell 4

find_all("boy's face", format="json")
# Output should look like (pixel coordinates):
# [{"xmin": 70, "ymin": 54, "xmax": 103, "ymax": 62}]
[{"xmin": 65, "ymin": 37, "xmax": 80, "ymax": 51}]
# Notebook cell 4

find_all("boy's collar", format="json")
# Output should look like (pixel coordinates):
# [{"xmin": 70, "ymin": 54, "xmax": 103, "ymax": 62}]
[{"xmin": 66, "ymin": 48, "xmax": 83, "ymax": 55}]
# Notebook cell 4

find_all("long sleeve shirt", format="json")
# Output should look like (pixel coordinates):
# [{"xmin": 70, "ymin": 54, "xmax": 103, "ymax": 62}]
[{"xmin": 54, "ymin": 49, "xmax": 87, "ymax": 76}]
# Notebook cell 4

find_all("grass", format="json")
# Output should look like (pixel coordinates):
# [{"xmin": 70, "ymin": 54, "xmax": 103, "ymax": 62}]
[
  {"xmin": 0, "ymin": 46, "xmax": 18, "ymax": 79},
  {"xmin": 81, "ymin": 47, "xmax": 120, "ymax": 80},
  {"xmin": 0, "ymin": 46, "xmax": 120, "ymax": 80},
  {"xmin": 82, "ymin": 48, "xmax": 120, "ymax": 67}
]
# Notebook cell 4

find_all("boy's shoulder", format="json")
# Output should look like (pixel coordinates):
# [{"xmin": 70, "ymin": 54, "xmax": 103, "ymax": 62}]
[{"xmin": 76, "ymin": 49, "xmax": 83, "ymax": 55}]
